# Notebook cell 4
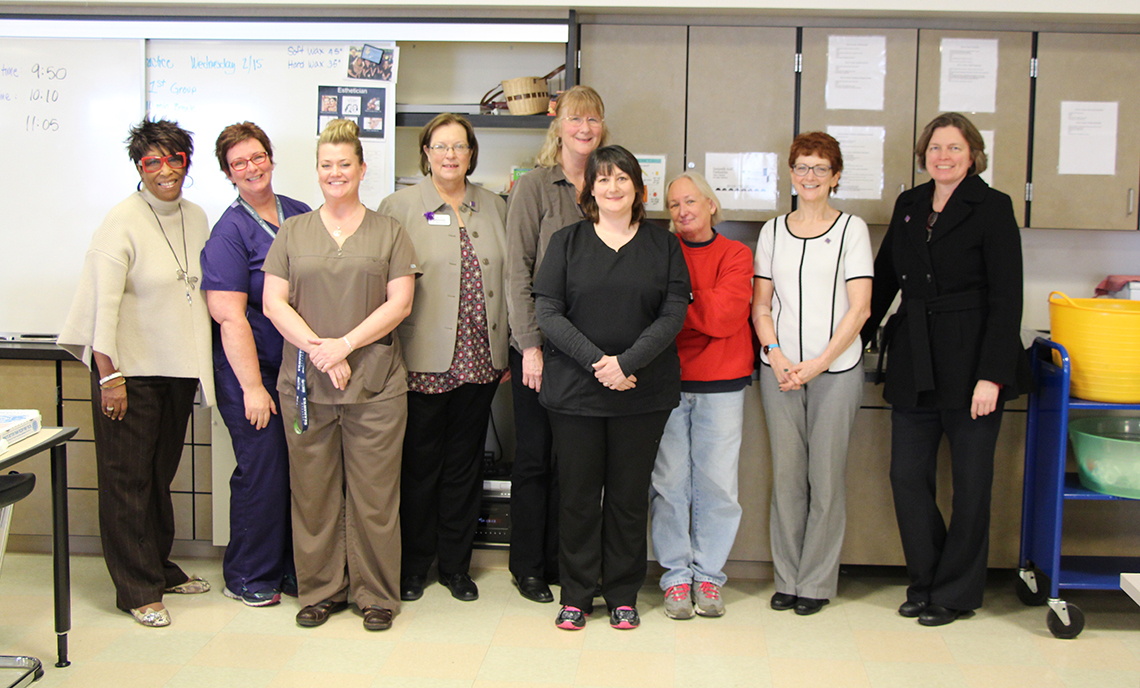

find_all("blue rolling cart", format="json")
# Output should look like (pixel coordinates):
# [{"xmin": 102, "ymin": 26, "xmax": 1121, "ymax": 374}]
[{"xmin": 1018, "ymin": 337, "xmax": 1140, "ymax": 638}]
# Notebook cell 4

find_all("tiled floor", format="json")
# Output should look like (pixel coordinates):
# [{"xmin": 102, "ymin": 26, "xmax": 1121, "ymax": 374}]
[{"xmin": 0, "ymin": 553, "xmax": 1138, "ymax": 687}]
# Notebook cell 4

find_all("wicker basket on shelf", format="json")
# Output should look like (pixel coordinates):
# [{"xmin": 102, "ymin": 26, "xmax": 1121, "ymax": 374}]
[{"xmin": 481, "ymin": 65, "xmax": 565, "ymax": 115}]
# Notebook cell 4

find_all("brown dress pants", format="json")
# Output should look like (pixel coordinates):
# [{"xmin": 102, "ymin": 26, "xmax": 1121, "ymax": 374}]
[
  {"xmin": 282, "ymin": 393, "xmax": 405, "ymax": 613},
  {"xmin": 89, "ymin": 372, "xmax": 198, "ymax": 611}
]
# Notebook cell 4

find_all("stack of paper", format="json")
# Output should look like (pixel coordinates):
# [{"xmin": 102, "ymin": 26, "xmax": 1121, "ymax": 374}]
[{"xmin": 0, "ymin": 410, "xmax": 42, "ymax": 452}]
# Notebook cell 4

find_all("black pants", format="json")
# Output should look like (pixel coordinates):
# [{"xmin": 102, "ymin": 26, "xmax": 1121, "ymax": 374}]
[
  {"xmin": 508, "ymin": 347, "xmax": 559, "ymax": 581},
  {"xmin": 400, "ymin": 381, "xmax": 499, "ymax": 579},
  {"xmin": 890, "ymin": 404, "xmax": 1004, "ymax": 611},
  {"xmin": 90, "ymin": 372, "xmax": 198, "ymax": 611},
  {"xmin": 549, "ymin": 409, "xmax": 672, "ymax": 612}
]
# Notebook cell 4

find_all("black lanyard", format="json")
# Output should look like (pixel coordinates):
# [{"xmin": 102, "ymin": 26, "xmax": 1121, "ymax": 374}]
[
  {"xmin": 294, "ymin": 349, "xmax": 309, "ymax": 434},
  {"xmin": 236, "ymin": 195, "xmax": 285, "ymax": 241}
]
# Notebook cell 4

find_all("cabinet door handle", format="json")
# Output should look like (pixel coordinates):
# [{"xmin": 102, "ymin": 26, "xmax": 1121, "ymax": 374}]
[{"xmin": 1130, "ymin": 188, "xmax": 1135, "ymax": 215}]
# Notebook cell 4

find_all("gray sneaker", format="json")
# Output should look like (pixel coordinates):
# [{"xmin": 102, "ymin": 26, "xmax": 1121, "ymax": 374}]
[
  {"xmin": 663, "ymin": 583, "xmax": 694, "ymax": 620},
  {"xmin": 694, "ymin": 581, "xmax": 725, "ymax": 617}
]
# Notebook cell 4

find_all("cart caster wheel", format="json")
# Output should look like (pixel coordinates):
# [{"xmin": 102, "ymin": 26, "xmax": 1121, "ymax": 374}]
[
  {"xmin": 1016, "ymin": 568, "xmax": 1049, "ymax": 606},
  {"xmin": 1047, "ymin": 604, "xmax": 1085, "ymax": 639}
]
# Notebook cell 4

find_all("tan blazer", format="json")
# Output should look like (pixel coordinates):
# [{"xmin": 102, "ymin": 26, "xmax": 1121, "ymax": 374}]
[{"xmin": 378, "ymin": 177, "xmax": 508, "ymax": 373}]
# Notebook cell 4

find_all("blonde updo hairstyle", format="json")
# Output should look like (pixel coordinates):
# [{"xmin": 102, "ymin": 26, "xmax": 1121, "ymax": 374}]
[
  {"xmin": 317, "ymin": 119, "xmax": 364, "ymax": 165},
  {"xmin": 534, "ymin": 85, "xmax": 608, "ymax": 168}
]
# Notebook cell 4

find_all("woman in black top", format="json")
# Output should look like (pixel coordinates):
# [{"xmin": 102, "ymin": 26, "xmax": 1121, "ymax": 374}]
[
  {"xmin": 861, "ymin": 113, "xmax": 1029, "ymax": 627},
  {"xmin": 534, "ymin": 145, "xmax": 690, "ymax": 631}
]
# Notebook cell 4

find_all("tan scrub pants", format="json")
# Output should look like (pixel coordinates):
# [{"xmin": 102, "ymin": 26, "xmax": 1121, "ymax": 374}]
[{"xmin": 282, "ymin": 393, "xmax": 405, "ymax": 613}]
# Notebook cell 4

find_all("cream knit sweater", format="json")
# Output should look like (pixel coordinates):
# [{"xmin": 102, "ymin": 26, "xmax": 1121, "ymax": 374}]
[{"xmin": 59, "ymin": 189, "xmax": 214, "ymax": 405}]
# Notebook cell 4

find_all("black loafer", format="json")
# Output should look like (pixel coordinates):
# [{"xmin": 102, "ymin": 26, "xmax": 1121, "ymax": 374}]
[
  {"xmin": 514, "ymin": 575, "xmax": 554, "ymax": 603},
  {"xmin": 362, "ymin": 605, "xmax": 393, "ymax": 631},
  {"xmin": 441, "ymin": 572, "xmax": 479, "ymax": 601},
  {"xmin": 295, "ymin": 598, "xmax": 348, "ymax": 627},
  {"xmin": 770, "ymin": 592, "xmax": 798, "ymax": 611},
  {"xmin": 401, "ymin": 575, "xmax": 425, "ymax": 602},
  {"xmin": 918, "ymin": 604, "xmax": 970, "ymax": 627},
  {"xmin": 794, "ymin": 597, "xmax": 830, "ymax": 616},
  {"xmin": 898, "ymin": 600, "xmax": 928, "ymax": 618}
]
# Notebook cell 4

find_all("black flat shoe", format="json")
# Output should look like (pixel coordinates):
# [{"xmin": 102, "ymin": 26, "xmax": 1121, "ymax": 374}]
[
  {"xmin": 441, "ymin": 572, "xmax": 479, "ymax": 601},
  {"xmin": 400, "ymin": 575, "xmax": 425, "ymax": 602},
  {"xmin": 514, "ymin": 575, "xmax": 554, "ymax": 603},
  {"xmin": 918, "ymin": 604, "xmax": 971, "ymax": 627},
  {"xmin": 770, "ymin": 592, "xmax": 798, "ymax": 611},
  {"xmin": 898, "ymin": 600, "xmax": 928, "ymax": 618},
  {"xmin": 794, "ymin": 597, "xmax": 830, "ymax": 616}
]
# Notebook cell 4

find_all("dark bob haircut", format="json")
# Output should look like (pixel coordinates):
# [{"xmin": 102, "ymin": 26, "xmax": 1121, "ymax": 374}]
[
  {"xmin": 126, "ymin": 118, "xmax": 194, "ymax": 168},
  {"xmin": 788, "ymin": 131, "xmax": 844, "ymax": 194},
  {"xmin": 579, "ymin": 145, "xmax": 646, "ymax": 225},
  {"xmin": 215, "ymin": 121, "xmax": 274, "ymax": 176},
  {"xmin": 419, "ymin": 113, "xmax": 479, "ymax": 177}
]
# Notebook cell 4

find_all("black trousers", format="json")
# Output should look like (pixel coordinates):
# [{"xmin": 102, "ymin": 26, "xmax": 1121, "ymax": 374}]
[
  {"xmin": 508, "ymin": 347, "xmax": 559, "ymax": 581},
  {"xmin": 890, "ymin": 404, "xmax": 1005, "ymax": 611},
  {"xmin": 89, "ymin": 372, "xmax": 198, "ymax": 611},
  {"xmin": 400, "ymin": 381, "xmax": 499, "ymax": 578},
  {"xmin": 549, "ymin": 409, "xmax": 672, "ymax": 612}
]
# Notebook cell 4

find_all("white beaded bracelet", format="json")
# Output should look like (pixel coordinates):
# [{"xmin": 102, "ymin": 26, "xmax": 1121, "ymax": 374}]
[{"xmin": 343, "ymin": 337, "xmax": 354, "ymax": 352}]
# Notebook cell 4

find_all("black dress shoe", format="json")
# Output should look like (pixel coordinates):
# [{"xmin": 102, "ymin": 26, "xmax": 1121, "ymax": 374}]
[
  {"xmin": 401, "ymin": 575, "xmax": 425, "ymax": 602},
  {"xmin": 362, "ymin": 605, "xmax": 393, "ymax": 631},
  {"xmin": 918, "ymin": 604, "xmax": 970, "ymax": 627},
  {"xmin": 898, "ymin": 600, "xmax": 928, "ymax": 618},
  {"xmin": 441, "ymin": 572, "xmax": 479, "ymax": 601},
  {"xmin": 295, "ymin": 598, "xmax": 348, "ymax": 627},
  {"xmin": 514, "ymin": 575, "xmax": 554, "ymax": 603},
  {"xmin": 794, "ymin": 597, "xmax": 830, "ymax": 616},
  {"xmin": 770, "ymin": 592, "xmax": 798, "ymax": 611}
]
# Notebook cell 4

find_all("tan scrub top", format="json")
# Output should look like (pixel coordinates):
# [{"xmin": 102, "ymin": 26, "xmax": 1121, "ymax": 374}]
[{"xmin": 263, "ymin": 208, "xmax": 421, "ymax": 405}]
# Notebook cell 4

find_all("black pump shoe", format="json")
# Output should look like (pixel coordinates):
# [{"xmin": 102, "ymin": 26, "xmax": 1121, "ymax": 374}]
[{"xmin": 441, "ymin": 572, "xmax": 479, "ymax": 601}]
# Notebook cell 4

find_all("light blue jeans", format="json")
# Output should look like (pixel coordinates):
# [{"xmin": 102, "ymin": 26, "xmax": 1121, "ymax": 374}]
[{"xmin": 650, "ymin": 388, "xmax": 746, "ymax": 590}]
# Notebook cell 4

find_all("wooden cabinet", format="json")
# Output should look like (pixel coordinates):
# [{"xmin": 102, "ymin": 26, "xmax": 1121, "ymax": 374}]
[
  {"xmin": 580, "ymin": 24, "xmax": 688, "ymax": 220},
  {"xmin": 1031, "ymin": 33, "xmax": 1140, "ymax": 230},
  {"xmin": 799, "ymin": 28, "xmax": 917, "ymax": 226},
  {"xmin": 915, "ymin": 30, "xmax": 1033, "ymax": 228},
  {"xmin": 686, "ymin": 26, "xmax": 797, "ymax": 222}
]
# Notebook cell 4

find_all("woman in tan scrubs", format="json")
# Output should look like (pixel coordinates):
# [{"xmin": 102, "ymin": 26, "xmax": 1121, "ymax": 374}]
[{"xmin": 263, "ymin": 119, "xmax": 420, "ymax": 632}]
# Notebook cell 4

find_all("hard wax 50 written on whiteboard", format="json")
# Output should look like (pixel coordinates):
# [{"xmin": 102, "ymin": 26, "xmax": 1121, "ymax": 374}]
[{"xmin": 0, "ymin": 38, "xmax": 144, "ymax": 335}]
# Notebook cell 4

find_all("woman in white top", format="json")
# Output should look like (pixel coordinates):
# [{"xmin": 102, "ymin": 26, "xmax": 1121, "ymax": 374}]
[
  {"xmin": 59, "ymin": 118, "xmax": 214, "ymax": 628},
  {"xmin": 752, "ymin": 132, "xmax": 872, "ymax": 616}
]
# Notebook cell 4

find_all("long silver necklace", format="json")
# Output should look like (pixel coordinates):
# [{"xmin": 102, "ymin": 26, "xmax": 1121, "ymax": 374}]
[{"xmin": 144, "ymin": 201, "xmax": 197, "ymax": 305}]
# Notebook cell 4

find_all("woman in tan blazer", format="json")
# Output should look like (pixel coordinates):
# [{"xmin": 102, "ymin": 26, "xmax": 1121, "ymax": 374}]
[{"xmin": 378, "ymin": 113, "xmax": 508, "ymax": 603}]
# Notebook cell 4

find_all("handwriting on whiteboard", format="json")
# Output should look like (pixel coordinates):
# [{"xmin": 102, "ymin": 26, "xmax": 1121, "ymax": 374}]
[{"xmin": 1, "ymin": 61, "xmax": 68, "ymax": 133}]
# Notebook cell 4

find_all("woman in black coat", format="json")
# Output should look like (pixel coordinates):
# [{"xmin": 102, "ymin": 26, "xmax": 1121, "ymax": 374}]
[{"xmin": 862, "ymin": 112, "xmax": 1030, "ymax": 627}]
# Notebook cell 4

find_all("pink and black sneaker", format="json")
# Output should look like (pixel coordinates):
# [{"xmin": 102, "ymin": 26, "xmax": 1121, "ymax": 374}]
[
  {"xmin": 609, "ymin": 605, "xmax": 640, "ymax": 629},
  {"xmin": 555, "ymin": 605, "xmax": 587, "ymax": 630}
]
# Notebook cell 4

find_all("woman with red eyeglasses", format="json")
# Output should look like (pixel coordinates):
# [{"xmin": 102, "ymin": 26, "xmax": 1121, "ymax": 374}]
[
  {"xmin": 200, "ymin": 122, "xmax": 311, "ymax": 608},
  {"xmin": 60, "ymin": 118, "xmax": 214, "ymax": 628}
]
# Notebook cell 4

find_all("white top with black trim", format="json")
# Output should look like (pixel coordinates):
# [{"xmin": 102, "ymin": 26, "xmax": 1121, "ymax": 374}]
[{"xmin": 754, "ymin": 212, "xmax": 873, "ymax": 373}]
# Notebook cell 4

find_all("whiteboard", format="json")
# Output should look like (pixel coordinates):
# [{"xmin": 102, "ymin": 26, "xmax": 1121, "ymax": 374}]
[
  {"xmin": 0, "ymin": 38, "xmax": 145, "ymax": 334},
  {"xmin": 146, "ymin": 40, "xmax": 397, "ymax": 227}
]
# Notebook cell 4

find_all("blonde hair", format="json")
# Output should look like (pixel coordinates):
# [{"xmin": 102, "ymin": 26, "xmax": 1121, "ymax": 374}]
[
  {"xmin": 317, "ymin": 119, "xmax": 363, "ymax": 165},
  {"xmin": 534, "ymin": 85, "xmax": 608, "ymax": 168},
  {"xmin": 666, "ymin": 171, "xmax": 723, "ymax": 232}
]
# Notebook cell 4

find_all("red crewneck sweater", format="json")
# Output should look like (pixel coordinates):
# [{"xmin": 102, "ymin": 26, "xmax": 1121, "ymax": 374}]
[{"xmin": 676, "ymin": 232, "xmax": 755, "ymax": 383}]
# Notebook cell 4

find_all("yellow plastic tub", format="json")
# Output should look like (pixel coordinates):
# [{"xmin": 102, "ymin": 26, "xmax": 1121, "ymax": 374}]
[{"xmin": 1049, "ymin": 291, "xmax": 1140, "ymax": 403}]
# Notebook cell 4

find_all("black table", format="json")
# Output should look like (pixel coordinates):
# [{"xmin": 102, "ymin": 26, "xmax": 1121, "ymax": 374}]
[{"xmin": 0, "ymin": 427, "xmax": 79, "ymax": 668}]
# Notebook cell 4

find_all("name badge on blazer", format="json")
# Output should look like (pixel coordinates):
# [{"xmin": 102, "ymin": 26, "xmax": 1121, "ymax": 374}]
[{"xmin": 427, "ymin": 213, "xmax": 451, "ymax": 226}]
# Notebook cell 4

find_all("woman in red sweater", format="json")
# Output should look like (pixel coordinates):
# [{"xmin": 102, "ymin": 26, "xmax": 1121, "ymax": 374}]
[{"xmin": 649, "ymin": 171, "xmax": 755, "ymax": 620}]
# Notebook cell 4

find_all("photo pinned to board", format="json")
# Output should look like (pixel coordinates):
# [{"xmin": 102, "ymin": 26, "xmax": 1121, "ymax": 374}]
[
  {"xmin": 347, "ymin": 44, "xmax": 396, "ymax": 82},
  {"xmin": 317, "ymin": 85, "xmax": 387, "ymax": 139}
]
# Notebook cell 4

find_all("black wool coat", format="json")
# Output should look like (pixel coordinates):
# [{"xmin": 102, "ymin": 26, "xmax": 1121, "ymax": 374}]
[{"xmin": 862, "ymin": 175, "xmax": 1031, "ymax": 409}]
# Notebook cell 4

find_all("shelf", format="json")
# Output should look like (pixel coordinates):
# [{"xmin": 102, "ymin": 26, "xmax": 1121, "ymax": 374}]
[
  {"xmin": 1057, "ymin": 555, "xmax": 1140, "ymax": 590},
  {"xmin": 1068, "ymin": 396, "xmax": 1140, "ymax": 411},
  {"xmin": 395, "ymin": 113, "xmax": 554, "ymax": 129},
  {"xmin": 1062, "ymin": 473, "xmax": 1138, "ymax": 501}
]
